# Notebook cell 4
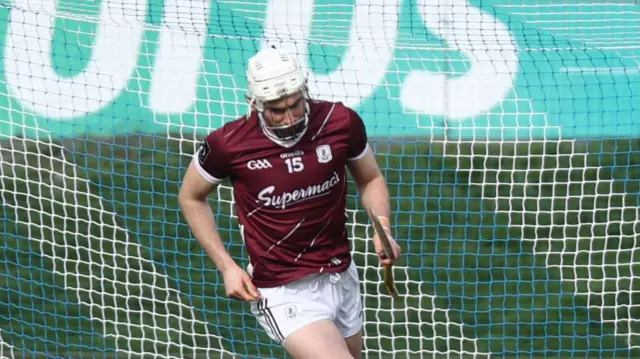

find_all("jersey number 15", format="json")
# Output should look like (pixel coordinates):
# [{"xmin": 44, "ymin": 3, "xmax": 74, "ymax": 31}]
[{"xmin": 285, "ymin": 157, "xmax": 304, "ymax": 173}]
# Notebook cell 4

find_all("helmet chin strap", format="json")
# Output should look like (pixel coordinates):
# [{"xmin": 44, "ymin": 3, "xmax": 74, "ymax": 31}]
[{"xmin": 258, "ymin": 101, "xmax": 311, "ymax": 143}]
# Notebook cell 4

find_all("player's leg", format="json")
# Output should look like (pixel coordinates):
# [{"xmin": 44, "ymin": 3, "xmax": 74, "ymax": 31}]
[
  {"xmin": 345, "ymin": 330, "xmax": 363, "ymax": 359},
  {"xmin": 250, "ymin": 274, "xmax": 350, "ymax": 358},
  {"xmin": 250, "ymin": 264, "xmax": 363, "ymax": 359},
  {"xmin": 283, "ymin": 319, "xmax": 354, "ymax": 359},
  {"xmin": 282, "ymin": 265, "xmax": 363, "ymax": 359}
]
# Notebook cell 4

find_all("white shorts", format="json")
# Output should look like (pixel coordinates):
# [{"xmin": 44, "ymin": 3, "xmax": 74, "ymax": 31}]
[{"xmin": 249, "ymin": 262, "xmax": 363, "ymax": 345}]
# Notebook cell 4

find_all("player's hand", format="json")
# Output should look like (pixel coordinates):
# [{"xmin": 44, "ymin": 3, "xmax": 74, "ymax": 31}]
[
  {"xmin": 221, "ymin": 264, "xmax": 260, "ymax": 302},
  {"xmin": 372, "ymin": 230, "xmax": 401, "ymax": 266}
]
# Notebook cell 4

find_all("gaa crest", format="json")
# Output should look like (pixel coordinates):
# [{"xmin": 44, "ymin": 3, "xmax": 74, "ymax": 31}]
[
  {"xmin": 316, "ymin": 145, "xmax": 332, "ymax": 163},
  {"xmin": 285, "ymin": 304, "xmax": 297, "ymax": 318}
]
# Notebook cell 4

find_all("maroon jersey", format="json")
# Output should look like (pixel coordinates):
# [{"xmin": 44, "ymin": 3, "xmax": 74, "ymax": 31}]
[{"xmin": 193, "ymin": 100, "xmax": 369, "ymax": 288}]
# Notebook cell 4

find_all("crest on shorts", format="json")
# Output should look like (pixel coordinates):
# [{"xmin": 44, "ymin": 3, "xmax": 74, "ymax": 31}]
[
  {"xmin": 284, "ymin": 304, "xmax": 297, "ymax": 318},
  {"xmin": 316, "ymin": 145, "xmax": 332, "ymax": 163}
]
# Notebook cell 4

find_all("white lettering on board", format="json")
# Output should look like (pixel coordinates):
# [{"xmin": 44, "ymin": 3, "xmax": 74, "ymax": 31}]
[
  {"xmin": 260, "ymin": 0, "xmax": 399, "ymax": 109},
  {"xmin": 401, "ymin": 0, "xmax": 519, "ymax": 119},
  {"xmin": 5, "ymin": 0, "xmax": 147, "ymax": 119}
]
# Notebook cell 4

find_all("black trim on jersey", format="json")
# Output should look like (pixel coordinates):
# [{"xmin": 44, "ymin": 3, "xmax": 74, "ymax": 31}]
[
  {"xmin": 259, "ymin": 298, "xmax": 284, "ymax": 343},
  {"xmin": 197, "ymin": 139, "xmax": 210, "ymax": 166}
]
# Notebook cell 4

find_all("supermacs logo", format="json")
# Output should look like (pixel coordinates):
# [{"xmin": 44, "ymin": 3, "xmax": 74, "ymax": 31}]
[{"xmin": 256, "ymin": 171, "xmax": 340, "ymax": 209}]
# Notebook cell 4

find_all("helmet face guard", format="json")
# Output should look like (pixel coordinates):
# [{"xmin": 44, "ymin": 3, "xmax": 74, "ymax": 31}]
[
  {"xmin": 258, "ymin": 100, "xmax": 310, "ymax": 142},
  {"xmin": 245, "ymin": 48, "xmax": 311, "ymax": 142}
]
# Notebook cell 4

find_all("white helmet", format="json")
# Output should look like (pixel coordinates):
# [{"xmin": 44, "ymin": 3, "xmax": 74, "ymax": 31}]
[
  {"xmin": 246, "ymin": 47, "xmax": 310, "ymax": 142},
  {"xmin": 246, "ymin": 47, "xmax": 307, "ymax": 109}
]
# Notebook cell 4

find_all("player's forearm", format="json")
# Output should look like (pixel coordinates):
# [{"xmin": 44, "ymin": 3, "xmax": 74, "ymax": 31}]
[
  {"xmin": 358, "ymin": 175, "xmax": 392, "ymax": 230},
  {"xmin": 179, "ymin": 198, "xmax": 236, "ymax": 272}
]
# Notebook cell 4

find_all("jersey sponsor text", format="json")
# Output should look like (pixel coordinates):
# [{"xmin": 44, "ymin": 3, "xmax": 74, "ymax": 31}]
[
  {"xmin": 280, "ymin": 150, "xmax": 304, "ymax": 159},
  {"xmin": 256, "ymin": 171, "xmax": 340, "ymax": 209}
]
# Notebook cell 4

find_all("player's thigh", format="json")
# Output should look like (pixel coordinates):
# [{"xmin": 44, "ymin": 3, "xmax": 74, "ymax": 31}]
[
  {"xmin": 345, "ymin": 330, "xmax": 362, "ymax": 359},
  {"xmin": 284, "ymin": 318, "xmax": 354, "ymax": 359}
]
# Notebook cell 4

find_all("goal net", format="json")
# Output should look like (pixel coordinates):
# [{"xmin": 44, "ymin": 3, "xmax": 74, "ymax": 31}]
[{"xmin": 0, "ymin": 0, "xmax": 639, "ymax": 357}]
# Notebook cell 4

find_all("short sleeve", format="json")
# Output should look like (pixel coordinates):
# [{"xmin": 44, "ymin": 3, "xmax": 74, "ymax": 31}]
[
  {"xmin": 346, "ymin": 108, "xmax": 369, "ymax": 161},
  {"xmin": 193, "ymin": 130, "xmax": 231, "ymax": 183}
]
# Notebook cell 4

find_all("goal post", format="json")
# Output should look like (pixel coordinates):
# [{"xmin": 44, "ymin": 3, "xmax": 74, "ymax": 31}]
[{"xmin": 0, "ymin": 0, "xmax": 639, "ymax": 358}]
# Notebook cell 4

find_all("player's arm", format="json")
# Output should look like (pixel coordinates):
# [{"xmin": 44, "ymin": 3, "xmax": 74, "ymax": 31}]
[
  {"xmin": 345, "ymin": 108, "xmax": 401, "ymax": 265},
  {"xmin": 347, "ymin": 148, "xmax": 391, "ymax": 226},
  {"xmin": 178, "ymin": 135, "xmax": 259, "ymax": 301},
  {"xmin": 179, "ymin": 160, "xmax": 235, "ymax": 273}
]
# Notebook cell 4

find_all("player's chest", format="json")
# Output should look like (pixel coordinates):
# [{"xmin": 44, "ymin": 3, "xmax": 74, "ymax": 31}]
[{"xmin": 231, "ymin": 141, "xmax": 347, "ymax": 186}]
